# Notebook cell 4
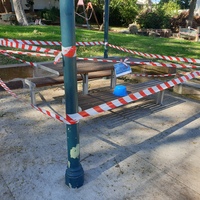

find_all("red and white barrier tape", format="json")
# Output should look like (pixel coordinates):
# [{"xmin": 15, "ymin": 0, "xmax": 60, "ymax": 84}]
[
  {"xmin": 77, "ymin": 57, "xmax": 200, "ymax": 69},
  {"xmin": 0, "ymin": 38, "xmax": 61, "ymax": 46},
  {"xmin": 76, "ymin": 41, "xmax": 104, "ymax": 46},
  {"xmin": 1, "ymin": 49, "xmax": 199, "ymax": 70},
  {"xmin": 1, "ymin": 71, "xmax": 199, "ymax": 124},
  {"xmin": 1, "ymin": 37, "xmax": 199, "ymax": 64},
  {"xmin": 0, "ymin": 49, "xmax": 55, "ymax": 58},
  {"xmin": 108, "ymin": 43, "xmax": 200, "ymax": 64},
  {"xmin": 0, "ymin": 51, "xmax": 38, "ymax": 67},
  {"xmin": 138, "ymin": 61, "xmax": 200, "ymax": 69},
  {"xmin": 130, "ymin": 73, "xmax": 176, "ymax": 77},
  {"xmin": 0, "ymin": 52, "xmax": 190, "ymax": 78},
  {"xmin": 1, "ymin": 37, "xmax": 199, "ymax": 66},
  {"xmin": 0, "ymin": 38, "xmax": 104, "ymax": 46},
  {"xmin": 1, "ymin": 47, "xmax": 199, "ymax": 70},
  {"xmin": 0, "ymin": 79, "xmax": 18, "ymax": 98},
  {"xmin": 67, "ymin": 70, "xmax": 200, "ymax": 121},
  {"xmin": 0, "ymin": 79, "xmax": 76, "ymax": 124},
  {"xmin": 54, "ymin": 46, "xmax": 76, "ymax": 64},
  {"xmin": 0, "ymin": 40, "xmax": 60, "ymax": 55},
  {"xmin": 77, "ymin": 57, "xmax": 119, "ymax": 63}
]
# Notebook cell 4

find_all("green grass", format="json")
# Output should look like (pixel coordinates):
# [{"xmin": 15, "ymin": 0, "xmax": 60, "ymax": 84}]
[{"xmin": 0, "ymin": 24, "xmax": 200, "ymax": 65}]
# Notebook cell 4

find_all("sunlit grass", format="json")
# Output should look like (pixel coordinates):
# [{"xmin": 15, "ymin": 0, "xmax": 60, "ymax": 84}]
[{"xmin": 0, "ymin": 24, "xmax": 200, "ymax": 65}]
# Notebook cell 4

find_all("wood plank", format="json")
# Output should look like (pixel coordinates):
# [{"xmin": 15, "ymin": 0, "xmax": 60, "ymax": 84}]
[
  {"xmin": 26, "ymin": 70, "xmax": 112, "ymax": 87},
  {"xmin": 78, "ymin": 80, "xmax": 163, "ymax": 110}
]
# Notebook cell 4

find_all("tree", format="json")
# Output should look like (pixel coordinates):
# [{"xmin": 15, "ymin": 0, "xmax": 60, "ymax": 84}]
[
  {"xmin": 0, "ymin": 0, "xmax": 12, "ymax": 13},
  {"xmin": 12, "ymin": 0, "xmax": 29, "ymax": 25},
  {"xmin": 76, "ymin": 0, "xmax": 139, "ymax": 27},
  {"xmin": 111, "ymin": 0, "xmax": 138, "ymax": 25},
  {"xmin": 178, "ymin": 0, "xmax": 190, "ymax": 9},
  {"xmin": 25, "ymin": 0, "xmax": 34, "ymax": 12},
  {"xmin": 159, "ymin": 0, "xmax": 190, "ymax": 9},
  {"xmin": 159, "ymin": 0, "xmax": 180, "ymax": 17},
  {"xmin": 187, "ymin": 0, "xmax": 197, "ymax": 27}
]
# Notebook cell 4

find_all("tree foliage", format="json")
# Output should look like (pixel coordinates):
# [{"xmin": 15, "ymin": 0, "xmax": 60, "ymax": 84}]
[
  {"xmin": 159, "ymin": 1, "xmax": 180, "ymax": 17},
  {"xmin": 136, "ymin": 0, "xmax": 181, "ymax": 29},
  {"xmin": 136, "ymin": 10, "xmax": 171, "ymax": 29},
  {"xmin": 77, "ymin": 0, "xmax": 139, "ymax": 26},
  {"xmin": 25, "ymin": 0, "xmax": 34, "ymax": 12},
  {"xmin": 159, "ymin": 0, "xmax": 190, "ymax": 9},
  {"xmin": 110, "ymin": 0, "xmax": 139, "ymax": 25}
]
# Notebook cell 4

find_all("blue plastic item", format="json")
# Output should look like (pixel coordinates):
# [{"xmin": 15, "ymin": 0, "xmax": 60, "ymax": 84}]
[{"xmin": 113, "ymin": 85, "xmax": 127, "ymax": 97}]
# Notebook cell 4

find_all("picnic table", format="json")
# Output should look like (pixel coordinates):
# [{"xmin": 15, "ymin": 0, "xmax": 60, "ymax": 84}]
[{"xmin": 25, "ymin": 57, "xmax": 150, "ymax": 104}]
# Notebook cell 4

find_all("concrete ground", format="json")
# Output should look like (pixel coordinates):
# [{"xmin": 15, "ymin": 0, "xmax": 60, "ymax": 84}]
[{"xmin": 0, "ymin": 79, "xmax": 200, "ymax": 200}]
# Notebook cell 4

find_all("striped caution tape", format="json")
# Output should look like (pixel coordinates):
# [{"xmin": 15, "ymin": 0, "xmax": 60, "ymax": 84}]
[
  {"xmin": 77, "ymin": 57, "xmax": 200, "ymax": 69},
  {"xmin": 0, "ymin": 49, "xmax": 55, "ymax": 58},
  {"xmin": 107, "ymin": 43, "xmax": 200, "ymax": 64},
  {"xmin": 0, "ymin": 40, "xmax": 60, "ymax": 55},
  {"xmin": 1, "ymin": 46, "xmax": 199, "ymax": 70},
  {"xmin": 0, "ymin": 79, "xmax": 76, "ymax": 125},
  {"xmin": 0, "ymin": 51, "xmax": 38, "ymax": 67},
  {"xmin": 67, "ymin": 70, "xmax": 200, "ymax": 121},
  {"xmin": 1, "ymin": 37, "xmax": 199, "ymax": 64},
  {"xmin": 138, "ymin": 61, "xmax": 200, "ymax": 69},
  {"xmin": 1, "ymin": 71, "xmax": 199, "ymax": 124},
  {"xmin": 1, "ymin": 37, "xmax": 199, "ymax": 65},
  {"xmin": 0, "ymin": 38, "xmax": 61, "ymax": 46},
  {"xmin": 54, "ymin": 46, "xmax": 76, "ymax": 64},
  {"xmin": 0, "ymin": 79, "xmax": 18, "ymax": 98},
  {"xmin": 62, "ymin": 46, "xmax": 76, "ymax": 57},
  {"xmin": 1, "ymin": 47, "xmax": 199, "ymax": 71},
  {"xmin": 0, "ymin": 38, "xmax": 104, "ymax": 46},
  {"xmin": 76, "ymin": 41, "xmax": 104, "ymax": 46},
  {"xmin": 130, "ymin": 73, "xmax": 176, "ymax": 77},
  {"xmin": 77, "ymin": 57, "xmax": 119, "ymax": 63}
]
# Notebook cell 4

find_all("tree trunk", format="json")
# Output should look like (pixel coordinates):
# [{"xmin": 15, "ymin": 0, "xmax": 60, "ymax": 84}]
[
  {"xmin": 13, "ymin": 0, "xmax": 29, "ymax": 26},
  {"xmin": 147, "ymin": 0, "xmax": 152, "ymax": 11},
  {"xmin": 0, "ymin": 0, "xmax": 12, "ymax": 13},
  {"xmin": 99, "ymin": 6, "xmax": 105, "ymax": 31},
  {"xmin": 187, "ymin": 0, "xmax": 197, "ymax": 27}
]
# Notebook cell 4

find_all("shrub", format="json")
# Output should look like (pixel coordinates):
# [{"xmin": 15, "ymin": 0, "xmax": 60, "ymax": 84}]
[
  {"xmin": 171, "ymin": 11, "xmax": 200, "ymax": 32},
  {"xmin": 136, "ymin": 10, "xmax": 171, "ymax": 29},
  {"xmin": 159, "ymin": 1, "xmax": 180, "ymax": 17},
  {"xmin": 40, "ymin": 7, "xmax": 60, "ymax": 22},
  {"xmin": 110, "ymin": 0, "xmax": 139, "ymax": 26}
]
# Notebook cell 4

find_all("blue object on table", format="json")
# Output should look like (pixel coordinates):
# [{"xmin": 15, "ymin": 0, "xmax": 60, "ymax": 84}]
[
  {"xmin": 114, "ymin": 62, "xmax": 132, "ymax": 77},
  {"xmin": 113, "ymin": 85, "xmax": 127, "ymax": 96}
]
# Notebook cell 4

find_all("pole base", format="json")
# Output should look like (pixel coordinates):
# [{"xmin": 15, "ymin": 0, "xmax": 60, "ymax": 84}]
[{"xmin": 65, "ymin": 165, "xmax": 84, "ymax": 188}]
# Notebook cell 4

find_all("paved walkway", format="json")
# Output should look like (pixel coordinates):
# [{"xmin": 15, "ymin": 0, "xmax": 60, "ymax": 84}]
[{"xmin": 0, "ymin": 82, "xmax": 200, "ymax": 200}]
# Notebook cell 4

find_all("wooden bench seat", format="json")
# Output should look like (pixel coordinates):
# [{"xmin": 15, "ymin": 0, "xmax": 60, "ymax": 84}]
[
  {"xmin": 25, "ymin": 70, "xmax": 112, "ymax": 88},
  {"xmin": 179, "ymin": 26, "xmax": 200, "ymax": 41},
  {"xmin": 25, "ymin": 68, "xmax": 116, "ymax": 105},
  {"xmin": 24, "ymin": 58, "xmax": 152, "ymax": 105},
  {"xmin": 78, "ymin": 79, "xmax": 165, "ymax": 111}
]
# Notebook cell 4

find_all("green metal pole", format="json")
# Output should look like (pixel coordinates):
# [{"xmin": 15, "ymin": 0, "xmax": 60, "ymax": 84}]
[
  {"xmin": 104, "ymin": 0, "xmax": 110, "ymax": 58},
  {"xmin": 59, "ymin": 0, "xmax": 84, "ymax": 188}
]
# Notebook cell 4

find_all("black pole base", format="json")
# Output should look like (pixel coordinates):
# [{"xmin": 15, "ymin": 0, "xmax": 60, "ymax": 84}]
[{"xmin": 65, "ymin": 165, "xmax": 84, "ymax": 188}]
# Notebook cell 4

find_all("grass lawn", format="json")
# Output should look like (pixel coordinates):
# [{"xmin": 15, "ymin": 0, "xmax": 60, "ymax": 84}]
[{"xmin": 0, "ymin": 24, "xmax": 200, "ymax": 65}]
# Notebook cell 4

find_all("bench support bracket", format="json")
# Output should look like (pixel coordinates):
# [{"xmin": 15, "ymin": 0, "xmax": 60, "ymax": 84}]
[
  {"xmin": 24, "ymin": 79, "xmax": 36, "ymax": 105},
  {"xmin": 156, "ymin": 91, "xmax": 164, "ymax": 105},
  {"xmin": 81, "ymin": 74, "xmax": 89, "ymax": 95}
]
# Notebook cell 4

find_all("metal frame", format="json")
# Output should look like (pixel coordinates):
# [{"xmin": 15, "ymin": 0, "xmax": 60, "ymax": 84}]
[{"xmin": 156, "ymin": 91, "xmax": 165, "ymax": 105}]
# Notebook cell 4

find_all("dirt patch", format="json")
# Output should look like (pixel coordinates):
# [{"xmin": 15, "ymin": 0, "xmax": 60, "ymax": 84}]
[{"xmin": 0, "ymin": 19, "xmax": 10, "ymax": 25}]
